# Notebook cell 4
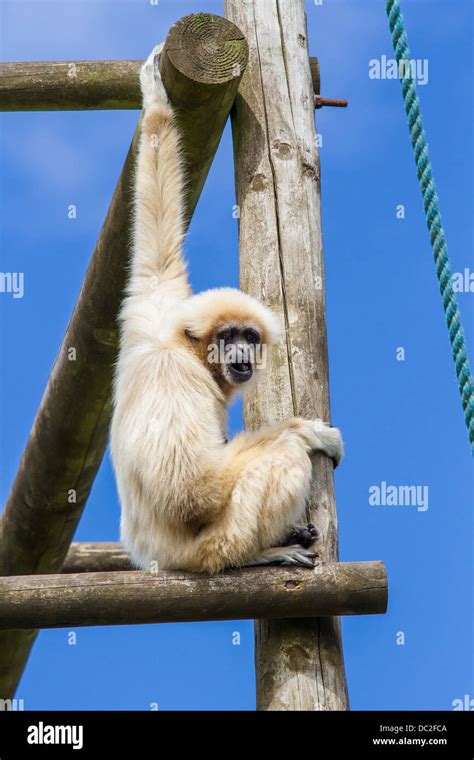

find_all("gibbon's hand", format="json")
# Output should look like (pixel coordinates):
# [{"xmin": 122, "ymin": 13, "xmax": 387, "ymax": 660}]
[
  {"xmin": 140, "ymin": 43, "xmax": 168, "ymax": 110},
  {"xmin": 308, "ymin": 419, "xmax": 344, "ymax": 468}
]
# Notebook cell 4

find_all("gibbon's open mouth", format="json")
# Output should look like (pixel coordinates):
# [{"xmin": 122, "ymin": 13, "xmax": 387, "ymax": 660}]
[{"xmin": 229, "ymin": 361, "xmax": 253, "ymax": 382}]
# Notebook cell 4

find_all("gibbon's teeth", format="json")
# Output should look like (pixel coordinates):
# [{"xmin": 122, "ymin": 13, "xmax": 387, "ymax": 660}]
[{"xmin": 231, "ymin": 362, "xmax": 251, "ymax": 373}]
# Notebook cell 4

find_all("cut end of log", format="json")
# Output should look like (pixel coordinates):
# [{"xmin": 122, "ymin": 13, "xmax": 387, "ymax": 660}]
[{"xmin": 163, "ymin": 13, "xmax": 249, "ymax": 85}]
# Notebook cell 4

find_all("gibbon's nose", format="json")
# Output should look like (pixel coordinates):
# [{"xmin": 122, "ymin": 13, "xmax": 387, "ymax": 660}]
[
  {"xmin": 229, "ymin": 342, "xmax": 254, "ymax": 382},
  {"xmin": 236, "ymin": 343, "xmax": 252, "ymax": 362}
]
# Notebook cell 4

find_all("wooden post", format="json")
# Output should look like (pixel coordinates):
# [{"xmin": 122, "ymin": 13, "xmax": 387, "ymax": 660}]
[
  {"xmin": 224, "ymin": 0, "xmax": 349, "ymax": 710},
  {"xmin": 0, "ymin": 562, "xmax": 388, "ymax": 630},
  {"xmin": 0, "ymin": 12, "xmax": 248, "ymax": 700}
]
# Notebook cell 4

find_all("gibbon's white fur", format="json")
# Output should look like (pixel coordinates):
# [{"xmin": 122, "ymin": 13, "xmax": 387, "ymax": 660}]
[{"xmin": 110, "ymin": 45, "xmax": 344, "ymax": 574}]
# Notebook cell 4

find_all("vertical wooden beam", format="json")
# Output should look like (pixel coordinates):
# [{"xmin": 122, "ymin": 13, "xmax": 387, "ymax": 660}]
[{"xmin": 224, "ymin": 0, "xmax": 349, "ymax": 710}]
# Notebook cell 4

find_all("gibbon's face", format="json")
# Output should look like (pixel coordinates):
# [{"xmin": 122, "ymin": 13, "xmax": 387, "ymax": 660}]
[
  {"xmin": 180, "ymin": 288, "xmax": 283, "ymax": 395},
  {"xmin": 213, "ymin": 324, "xmax": 262, "ymax": 386}
]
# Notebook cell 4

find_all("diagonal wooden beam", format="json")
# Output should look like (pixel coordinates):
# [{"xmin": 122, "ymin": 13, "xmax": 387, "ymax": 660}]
[{"xmin": 0, "ymin": 12, "xmax": 248, "ymax": 700}]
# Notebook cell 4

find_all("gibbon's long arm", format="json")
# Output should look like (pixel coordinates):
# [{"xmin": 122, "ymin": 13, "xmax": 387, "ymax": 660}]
[{"xmin": 129, "ymin": 46, "xmax": 190, "ymax": 303}]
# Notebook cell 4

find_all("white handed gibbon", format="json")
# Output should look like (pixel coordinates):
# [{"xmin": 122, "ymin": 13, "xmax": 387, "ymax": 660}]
[{"xmin": 110, "ymin": 45, "xmax": 344, "ymax": 574}]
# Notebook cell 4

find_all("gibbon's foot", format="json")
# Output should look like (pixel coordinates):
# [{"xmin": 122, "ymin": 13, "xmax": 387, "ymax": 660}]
[
  {"xmin": 248, "ymin": 545, "xmax": 317, "ymax": 568},
  {"xmin": 283, "ymin": 523, "xmax": 320, "ymax": 549},
  {"xmin": 309, "ymin": 419, "xmax": 344, "ymax": 467},
  {"xmin": 140, "ymin": 43, "xmax": 168, "ymax": 110}
]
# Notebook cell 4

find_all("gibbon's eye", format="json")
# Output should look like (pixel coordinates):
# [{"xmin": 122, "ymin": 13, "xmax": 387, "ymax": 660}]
[
  {"xmin": 184, "ymin": 329, "xmax": 199, "ymax": 342},
  {"xmin": 244, "ymin": 328, "xmax": 261, "ymax": 345},
  {"xmin": 217, "ymin": 328, "xmax": 232, "ymax": 343}
]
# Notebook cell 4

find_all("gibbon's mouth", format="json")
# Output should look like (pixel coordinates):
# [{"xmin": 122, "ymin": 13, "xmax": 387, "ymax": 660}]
[{"xmin": 229, "ymin": 361, "xmax": 253, "ymax": 382}]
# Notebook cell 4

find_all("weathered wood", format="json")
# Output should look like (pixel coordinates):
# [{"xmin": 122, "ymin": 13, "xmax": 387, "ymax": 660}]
[
  {"xmin": 0, "ymin": 60, "xmax": 142, "ymax": 111},
  {"xmin": 63, "ymin": 543, "xmax": 134, "ymax": 573},
  {"xmin": 0, "ymin": 562, "xmax": 388, "ymax": 630},
  {"xmin": 0, "ymin": 12, "xmax": 248, "ymax": 700},
  {"xmin": 224, "ymin": 0, "xmax": 350, "ymax": 710},
  {"xmin": 0, "ymin": 54, "xmax": 318, "ymax": 111},
  {"xmin": 310, "ymin": 56, "xmax": 321, "ymax": 95}
]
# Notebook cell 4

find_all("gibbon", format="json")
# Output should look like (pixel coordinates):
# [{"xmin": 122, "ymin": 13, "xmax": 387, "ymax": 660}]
[{"xmin": 110, "ymin": 45, "xmax": 344, "ymax": 574}]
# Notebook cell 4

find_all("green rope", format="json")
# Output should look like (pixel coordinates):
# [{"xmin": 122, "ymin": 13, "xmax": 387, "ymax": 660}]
[{"xmin": 386, "ymin": 0, "xmax": 474, "ymax": 451}]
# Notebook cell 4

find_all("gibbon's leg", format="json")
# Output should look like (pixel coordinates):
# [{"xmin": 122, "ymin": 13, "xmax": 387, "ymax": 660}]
[{"xmin": 177, "ymin": 419, "xmax": 343, "ymax": 573}]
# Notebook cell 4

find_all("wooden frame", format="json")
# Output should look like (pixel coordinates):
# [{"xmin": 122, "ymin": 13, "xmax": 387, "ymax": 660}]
[{"xmin": 0, "ymin": 7, "xmax": 386, "ymax": 709}]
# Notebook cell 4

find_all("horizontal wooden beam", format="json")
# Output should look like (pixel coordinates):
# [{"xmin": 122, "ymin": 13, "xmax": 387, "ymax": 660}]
[
  {"xmin": 0, "ymin": 56, "xmax": 318, "ymax": 111},
  {"xmin": 0, "ymin": 60, "xmax": 142, "ymax": 111},
  {"xmin": 0, "ymin": 562, "xmax": 388, "ymax": 630},
  {"xmin": 63, "ymin": 542, "xmax": 133, "ymax": 573},
  {"xmin": 0, "ymin": 12, "xmax": 248, "ymax": 700}
]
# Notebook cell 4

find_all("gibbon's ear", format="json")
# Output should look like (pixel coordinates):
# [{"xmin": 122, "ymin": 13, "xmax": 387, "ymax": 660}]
[{"xmin": 184, "ymin": 328, "xmax": 200, "ymax": 343}]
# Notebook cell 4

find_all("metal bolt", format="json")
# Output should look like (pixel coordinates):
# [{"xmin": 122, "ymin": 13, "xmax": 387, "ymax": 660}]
[{"xmin": 314, "ymin": 95, "xmax": 348, "ymax": 109}]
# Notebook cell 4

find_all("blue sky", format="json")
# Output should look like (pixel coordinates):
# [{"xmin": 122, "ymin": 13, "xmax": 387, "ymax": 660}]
[{"xmin": 0, "ymin": 0, "xmax": 472, "ymax": 710}]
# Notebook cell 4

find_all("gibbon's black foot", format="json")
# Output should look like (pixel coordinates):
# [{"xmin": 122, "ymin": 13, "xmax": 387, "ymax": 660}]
[{"xmin": 283, "ymin": 523, "xmax": 320, "ymax": 549}]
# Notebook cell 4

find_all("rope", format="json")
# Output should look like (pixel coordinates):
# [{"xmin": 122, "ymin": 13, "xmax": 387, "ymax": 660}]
[{"xmin": 386, "ymin": 0, "xmax": 474, "ymax": 451}]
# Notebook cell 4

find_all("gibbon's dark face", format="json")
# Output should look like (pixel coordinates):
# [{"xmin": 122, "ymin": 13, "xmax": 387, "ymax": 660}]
[{"xmin": 214, "ymin": 325, "xmax": 262, "ymax": 385}]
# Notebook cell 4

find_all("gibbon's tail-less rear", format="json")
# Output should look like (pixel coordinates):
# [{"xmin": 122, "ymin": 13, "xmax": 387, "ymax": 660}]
[{"xmin": 110, "ymin": 45, "xmax": 344, "ymax": 575}]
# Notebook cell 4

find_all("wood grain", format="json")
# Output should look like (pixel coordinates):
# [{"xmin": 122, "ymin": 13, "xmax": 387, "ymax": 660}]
[
  {"xmin": 0, "ymin": 53, "xmax": 317, "ymax": 112},
  {"xmin": 0, "ymin": 562, "xmax": 388, "ymax": 630},
  {"xmin": 224, "ymin": 0, "xmax": 350, "ymax": 710},
  {"xmin": 0, "ymin": 60, "xmax": 142, "ymax": 111},
  {"xmin": 63, "ymin": 543, "xmax": 133, "ymax": 573}
]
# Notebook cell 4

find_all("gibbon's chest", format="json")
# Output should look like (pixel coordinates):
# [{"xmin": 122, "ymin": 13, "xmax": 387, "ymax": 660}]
[{"xmin": 139, "ymin": 347, "xmax": 225, "ymax": 443}]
